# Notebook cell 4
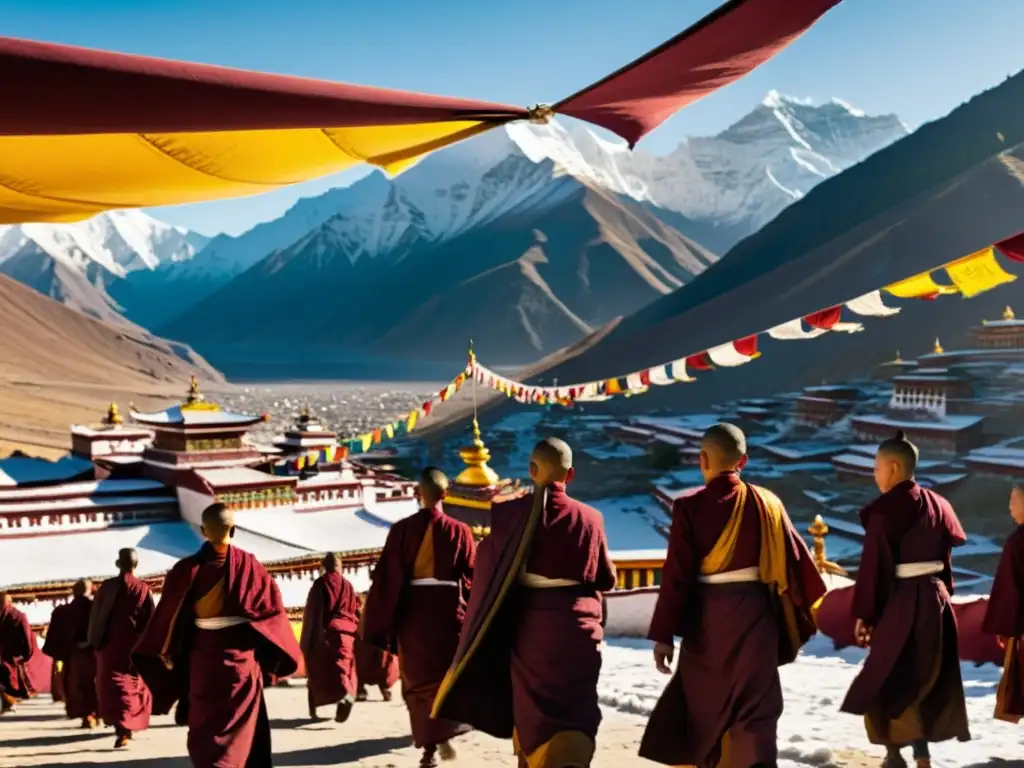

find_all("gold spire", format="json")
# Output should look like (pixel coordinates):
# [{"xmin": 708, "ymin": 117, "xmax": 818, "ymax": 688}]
[
  {"xmin": 1005, "ymin": 305, "xmax": 1016, "ymax": 321},
  {"xmin": 894, "ymin": 350, "xmax": 903, "ymax": 362},
  {"xmin": 454, "ymin": 417, "xmax": 501, "ymax": 488},
  {"xmin": 103, "ymin": 402, "xmax": 123, "ymax": 427},
  {"xmin": 181, "ymin": 375, "xmax": 220, "ymax": 412},
  {"xmin": 933, "ymin": 337, "xmax": 944, "ymax": 355}
]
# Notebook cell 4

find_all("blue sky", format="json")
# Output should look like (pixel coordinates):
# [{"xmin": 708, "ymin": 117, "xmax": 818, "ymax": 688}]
[{"xmin": 4, "ymin": 0, "xmax": 1023, "ymax": 236}]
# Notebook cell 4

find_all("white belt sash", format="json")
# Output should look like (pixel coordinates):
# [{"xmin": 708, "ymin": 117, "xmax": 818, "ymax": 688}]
[
  {"xmin": 698, "ymin": 566, "xmax": 760, "ymax": 585},
  {"xmin": 518, "ymin": 571, "xmax": 582, "ymax": 589},
  {"xmin": 409, "ymin": 578, "xmax": 459, "ymax": 587},
  {"xmin": 195, "ymin": 616, "xmax": 250, "ymax": 630},
  {"xmin": 895, "ymin": 561, "xmax": 944, "ymax": 579}
]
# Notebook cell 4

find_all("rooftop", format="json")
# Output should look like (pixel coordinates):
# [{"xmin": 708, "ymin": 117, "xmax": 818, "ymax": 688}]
[
  {"xmin": 0, "ymin": 478, "xmax": 166, "ymax": 502},
  {"xmin": 194, "ymin": 467, "xmax": 293, "ymax": 488},
  {"xmin": 0, "ymin": 456, "xmax": 93, "ymax": 488},
  {"xmin": 130, "ymin": 404, "xmax": 261, "ymax": 427},
  {"xmin": 852, "ymin": 413, "xmax": 985, "ymax": 431}
]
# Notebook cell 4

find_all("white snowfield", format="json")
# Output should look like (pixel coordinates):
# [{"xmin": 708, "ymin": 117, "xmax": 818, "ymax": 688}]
[{"xmin": 598, "ymin": 635, "xmax": 1016, "ymax": 768}]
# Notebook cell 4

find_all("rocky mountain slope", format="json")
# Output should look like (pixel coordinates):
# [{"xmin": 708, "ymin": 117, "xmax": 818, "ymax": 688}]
[
  {"xmin": 151, "ymin": 94, "xmax": 906, "ymax": 370},
  {"xmin": 0, "ymin": 272, "xmax": 223, "ymax": 457}
]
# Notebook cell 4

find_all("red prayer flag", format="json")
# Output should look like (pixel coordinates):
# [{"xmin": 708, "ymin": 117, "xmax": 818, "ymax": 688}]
[
  {"xmin": 422, "ymin": 401, "xmax": 433, "ymax": 416},
  {"xmin": 996, "ymin": 232, "xmax": 1024, "ymax": 263},
  {"xmin": 686, "ymin": 352, "xmax": 714, "ymax": 371},
  {"xmin": 733, "ymin": 335, "xmax": 759, "ymax": 357},
  {"xmin": 804, "ymin": 306, "xmax": 842, "ymax": 330},
  {"xmin": 555, "ymin": 0, "xmax": 844, "ymax": 147},
  {"xmin": 639, "ymin": 369, "xmax": 652, "ymax": 387}
]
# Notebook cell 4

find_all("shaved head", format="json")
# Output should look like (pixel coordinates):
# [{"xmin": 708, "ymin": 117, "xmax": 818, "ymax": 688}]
[
  {"xmin": 699, "ymin": 423, "xmax": 748, "ymax": 481},
  {"xmin": 201, "ymin": 502, "xmax": 235, "ymax": 543},
  {"xmin": 72, "ymin": 579, "xmax": 92, "ymax": 598},
  {"xmin": 322, "ymin": 552, "xmax": 342, "ymax": 573},
  {"xmin": 418, "ymin": 466, "xmax": 449, "ymax": 507},
  {"xmin": 116, "ymin": 548, "xmax": 138, "ymax": 574},
  {"xmin": 530, "ymin": 437, "xmax": 573, "ymax": 485}
]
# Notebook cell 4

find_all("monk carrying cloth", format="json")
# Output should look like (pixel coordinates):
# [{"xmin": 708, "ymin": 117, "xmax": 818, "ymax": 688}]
[
  {"xmin": 432, "ymin": 438, "xmax": 617, "ymax": 768},
  {"xmin": 89, "ymin": 548, "xmax": 155, "ymax": 749},
  {"xmin": 133, "ymin": 503, "xmax": 301, "ymax": 768},
  {"xmin": 42, "ymin": 579, "xmax": 98, "ymax": 729},
  {"xmin": 0, "ymin": 591, "xmax": 39, "ymax": 715},
  {"xmin": 984, "ymin": 484, "xmax": 1024, "ymax": 725},
  {"xmin": 300, "ymin": 551, "xmax": 360, "ymax": 723},
  {"xmin": 640, "ymin": 423, "xmax": 826, "ymax": 768},
  {"xmin": 841, "ymin": 431, "xmax": 970, "ymax": 768},
  {"xmin": 363, "ymin": 467, "xmax": 476, "ymax": 768}
]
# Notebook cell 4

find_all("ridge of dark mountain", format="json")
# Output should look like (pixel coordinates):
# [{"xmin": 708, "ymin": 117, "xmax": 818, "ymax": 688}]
[{"xmin": 160, "ymin": 181, "xmax": 718, "ymax": 373}]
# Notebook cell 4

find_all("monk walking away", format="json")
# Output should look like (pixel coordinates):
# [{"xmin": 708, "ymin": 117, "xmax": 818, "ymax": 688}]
[
  {"xmin": 355, "ymin": 592, "xmax": 399, "ymax": 703},
  {"xmin": 433, "ymin": 437, "xmax": 617, "ymax": 768},
  {"xmin": 300, "ymin": 552, "xmax": 360, "ymax": 723},
  {"xmin": 363, "ymin": 467, "xmax": 476, "ymax": 767},
  {"xmin": 640, "ymin": 423, "xmax": 826, "ymax": 768},
  {"xmin": 0, "ymin": 591, "xmax": 38, "ymax": 715},
  {"xmin": 42, "ymin": 579, "xmax": 98, "ymax": 728},
  {"xmin": 983, "ymin": 483, "xmax": 1024, "ymax": 724},
  {"xmin": 133, "ymin": 503, "xmax": 301, "ymax": 768},
  {"xmin": 841, "ymin": 431, "xmax": 970, "ymax": 768},
  {"xmin": 89, "ymin": 548, "xmax": 155, "ymax": 749}
]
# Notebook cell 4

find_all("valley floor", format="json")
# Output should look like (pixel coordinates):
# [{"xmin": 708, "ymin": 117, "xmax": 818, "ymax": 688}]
[{"xmin": 5, "ymin": 635, "xmax": 1018, "ymax": 768}]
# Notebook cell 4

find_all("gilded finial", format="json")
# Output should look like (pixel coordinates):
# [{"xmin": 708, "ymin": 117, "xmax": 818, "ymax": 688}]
[
  {"xmin": 894, "ymin": 350, "xmax": 902, "ymax": 362},
  {"xmin": 455, "ymin": 419, "xmax": 500, "ymax": 488},
  {"xmin": 104, "ymin": 402, "xmax": 123, "ymax": 426},
  {"xmin": 933, "ymin": 337, "xmax": 944, "ymax": 355},
  {"xmin": 468, "ymin": 338, "xmax": 475, "ymax": 365},
  {"xmin": 807, "ymin": 515, "xmax": 848, "ymax": 577},
  {"xmin": 181, "ymin": 375, "xmax": 221, "ymax": 412},
  {"xmin": 1005, "ymin": 305, "xmax": 1015, "ymax": 321}
]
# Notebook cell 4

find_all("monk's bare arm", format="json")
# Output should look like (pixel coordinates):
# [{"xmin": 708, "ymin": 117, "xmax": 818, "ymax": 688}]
[{"xmin": 647, "ymin": 497, "xmax": 696, "ymax": 646}]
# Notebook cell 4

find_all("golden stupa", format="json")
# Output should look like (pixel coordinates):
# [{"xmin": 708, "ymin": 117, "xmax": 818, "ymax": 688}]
[
  {"xmin": 454, "ymin": 417, "xmax": 501, "ymax": 488},
  {"xmin": 933, "ymin": 337, "xmax": 944, "ymax": 355},
  {"xmin": 181, "ymin": 375, "xmax": 221, "ymax": 412},
  {"xmin": 1004, "ymin": 305, "xmax": 1016, "ymax": 321}
]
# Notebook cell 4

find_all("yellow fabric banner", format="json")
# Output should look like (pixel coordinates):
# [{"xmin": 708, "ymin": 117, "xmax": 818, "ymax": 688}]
[
  {"xmin": 360, "ymin": 433, "xmax": 372, "ymax": 452},
  {"xmin": 884, "ymin": 270, "xmax": 959, "ymax": 299},
  {"xmin": 407, "ymin": 409, "xmax": 419, "ymax": 432},
  {"xmin": 385, "ymin": 424, "xmax": 394, "ymax": 440},
  {"xmin": 944, "ymin": 246, "xmax": 1018, "ymax": 298}
]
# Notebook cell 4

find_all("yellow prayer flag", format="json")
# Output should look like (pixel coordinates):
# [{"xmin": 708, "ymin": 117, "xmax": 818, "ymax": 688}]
[
  {"xmin": 944, "ymin": 246, "xmax": 1018, "ymax": 298},
  {"xmin": 385, "ymin": 424, "xmax": 394, "ymax": 439},
  {"xmin": 605, "ymin": 378, "xmax": 623, "ymax": 395},
  {"xmin": 324, "ymin": 446, "xmax": 336, "ymax": 462},
  {"xmin": 360, "ymin": 433, "xmax": 372, "ymax": 452},
  {"xmin": 884, "ymin": 270, "xmax": 959, "ymax": 299},
  {"xmin": 308, "ymin": 451, "xmax": 319, "ymax": 466},
  {"xmin": 407, "ymin": 409, "xmax": 419, "ymax": 432},
  {"xmin": 297, "ymin": 456, "xmax": 306, "ymax": 470}
]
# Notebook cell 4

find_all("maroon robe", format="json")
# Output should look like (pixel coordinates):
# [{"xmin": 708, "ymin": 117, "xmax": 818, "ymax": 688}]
[
  {"xmin": 355, "ymin": 606, "xmax": 400, "ymax": 692},
  {"xmin": 983, "ymin": 524, "xmax": 1024, "ymax": 721},
  {"xmin": 300, "ymin": 571, "xmax": 359, "ymax": 707},
  {"xmin": 90, "ymin": 573, "xmax": 154, "ymax": 732},
  {"xmin": 0, "ymin": 601, "xmax": 38, "ymax": 701},
  {"xmin": 840, "ymin": 480, "xmax": 970, "ymax": 745},
  {"xmin": 363, "ymin": 502, "xmax": 476, "ymax": 748},
  {"xmin": 41, "ymin": 596, "xmax": 97, "ymax": 719},
  {"xmin": 42, "ymin": 603, "xmax": 70, "ymax": 705},
  {"xmin": 431, "ymin": 484, "xmax": 616, "ymax": 766},
  {"xmin": 133, "ymin": 543, "xmax": 301, "ymax": 768},
  {"xmin": 639, "ymin": 472, "xmax": 826, "ymax": 768}
]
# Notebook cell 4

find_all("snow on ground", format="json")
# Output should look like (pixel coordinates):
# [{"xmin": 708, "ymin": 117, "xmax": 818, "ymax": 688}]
[
  {"xmin": 591, "ymin": 495, "xmax": 668, "ymax": 551},
  {"xmin": 584, "ymin": 443, "xmax": 648, "ymax": 460},
  {"xmin": 598, "ymin": 634, "xmax": 1020, "ymax": 768}
]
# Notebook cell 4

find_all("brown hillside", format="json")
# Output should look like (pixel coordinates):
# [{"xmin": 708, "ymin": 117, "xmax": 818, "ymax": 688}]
[{"xmin": 0, "ymin": 273, "xmax": 224, "ymax": 457}]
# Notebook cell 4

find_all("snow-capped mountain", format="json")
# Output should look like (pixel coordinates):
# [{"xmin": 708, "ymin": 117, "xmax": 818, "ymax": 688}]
[{"xmin": 0, "ymin": 210, "xmax": 209, "ymax": 326}]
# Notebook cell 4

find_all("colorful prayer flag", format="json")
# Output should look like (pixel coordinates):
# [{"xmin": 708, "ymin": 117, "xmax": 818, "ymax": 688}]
[
  {"xmin": 884, "ymin": 271, "xmax": 958, "ymax": 300},
  {"xmin": 845, "ymin": 290, "xmax": 901, "ymax": 317},
  {"xmin": 944, "ymin": 246, "xmax": 1017, "ymax": 298},
  {"xmin": 996, "ymin": 232, "xmax": 1024, "ymax": 263},
  {"xmin": 407, "ymin": 409, "xmax": 419, "ymax": 432},
  {"xmin": 360, "ymin": 433, "xmax": 372, "ymax": 452}
]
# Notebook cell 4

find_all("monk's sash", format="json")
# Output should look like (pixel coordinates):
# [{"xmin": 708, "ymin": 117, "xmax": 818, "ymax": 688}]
[
  {"xmin": 518, "ymin": 571, "xmax": 581, "ymax": 588},
  {"xmin": 195, "ymin": 616, "xmax": 249, "ymax": 630},
  {"xmin": 699, "ymin": 481, "xmax": 807, "ymax": 664},
  {"xmin": 411, "ymin": 515, "xmax": 462, "ymax": 588},
  {"xmin": 895, "ymin": 561, "xmax": 943, "ymax": 579},
  {"xmin": 995, "ymin": 637, "xmax": 1023, "ymax": 724},
  {"xmin": 698, "ymin": 566, "xmax": 759, "ymax": 584}
]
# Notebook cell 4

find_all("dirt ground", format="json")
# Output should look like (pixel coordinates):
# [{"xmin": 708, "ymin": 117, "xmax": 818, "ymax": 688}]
[{"xmin": 0, "ymin": 683, "xmax": 884, "ymax": 768}]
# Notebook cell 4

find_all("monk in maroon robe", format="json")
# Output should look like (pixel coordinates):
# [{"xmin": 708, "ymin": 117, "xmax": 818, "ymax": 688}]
[
  {"xmin": 89, "ymin": 548, "xmax": 155, "ymax": 748},
  {"xmin": 639, "ymin": 423, "xmax": 826, "ymax": 768},
  {"xmin": 983, "ymin": 483, "xmax": 1024, "ymax": 723},
  {"xmin": 300, "ymin": 551, "xmax": 360, "ymax": 722},
  {"xmin": 363, "ymin": 467, "xmax": 476, "ymax": 768},
  {"xmin": 841, "ymin": 431, "xmax": 970, "ymax": 768},
  {"xmin": 432, "ymin": 439, "xmax": 616, "ymax": 768},
  {"xmin": 355, "ymin": 593, "xmax": 399, "ymax": 702},
  {"xmin": 42, "ymin": 579, "xmax": 98, "ymax": 727},
  {"xmin": 0, "ymin": 592, "xmax": 38, "ymax": 714},
  {"xmin": 133, "ymin": 503, "xmax": 301, "ymax": 768}
]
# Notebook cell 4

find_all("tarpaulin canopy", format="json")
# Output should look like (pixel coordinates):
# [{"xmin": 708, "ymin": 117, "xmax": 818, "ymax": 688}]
[{"xmin": 0, "ymin": 0, "xmax": 844, "ymax": 224}]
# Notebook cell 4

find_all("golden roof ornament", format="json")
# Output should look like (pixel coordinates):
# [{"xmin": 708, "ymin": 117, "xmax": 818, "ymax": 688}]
[
  {"xmin": 894, "ymin": 350, "xmax": 903, "ymax": 363},
  {"xmin": 933, "ymin": 337, "xmax": 944, "ymax": 355},
  {"xmin": 454, "ymin": 417, "xmax": 501, "ymax": 488},
  {"xmin": 181, "ymin": 375, "xmax": 221, "ymax": 412},
  {"xmin": 103, "ymin": 402, "xmax": 123, "ymax": 427},
  {"xmin": 1005, "ymin": 305, "xmax": 1016, "ymax": 321}
]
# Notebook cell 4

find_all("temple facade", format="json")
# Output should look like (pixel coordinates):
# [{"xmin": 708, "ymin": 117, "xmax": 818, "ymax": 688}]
[{"xmin": 972, "ymin": 306, "xmax": 1024, "ymax": 349}]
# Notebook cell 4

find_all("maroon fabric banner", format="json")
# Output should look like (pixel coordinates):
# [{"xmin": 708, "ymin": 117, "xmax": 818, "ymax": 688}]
[
  {"xmin": 996, "ymin": 232, "xmax": 1024, "ymax": 263},
  {"xmin": 0, "ymin": 36, "xmax": 527, "ymax": 136},
  {"xmin": 555, "ymin": 0, "xmax": 844, "ymax": 147}
]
